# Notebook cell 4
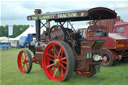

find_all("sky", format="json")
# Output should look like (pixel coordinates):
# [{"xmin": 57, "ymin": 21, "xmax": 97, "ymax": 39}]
[{"xmin": 1, "ymin": 0, "xmax": 128, "ymax": 28}]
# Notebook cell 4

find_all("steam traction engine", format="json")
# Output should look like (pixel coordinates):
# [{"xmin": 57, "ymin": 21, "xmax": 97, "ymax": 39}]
[{"xmin": 17, "ymin": 7, "xmax": 117, "ymax": 81}]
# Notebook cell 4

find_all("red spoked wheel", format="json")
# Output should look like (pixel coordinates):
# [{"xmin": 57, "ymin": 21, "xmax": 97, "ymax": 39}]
[
  {"xmin": 42, "ymin": 41, "xmax": 75, "ymax": 81},
  {"xmin": 75, "ymin": 66, "xmax": 96, "ymax": 77},
  {"xmin": 101, "ymin": 50, "xmax": 113, "ymax": 66},
  {"xmin": 17, "ymin": 50, "xmax": 32, "ymax": 73}
]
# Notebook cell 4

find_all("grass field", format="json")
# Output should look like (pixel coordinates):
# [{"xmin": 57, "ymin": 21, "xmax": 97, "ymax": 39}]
[{"xmin": 1, "ymin": 48, "xmax": 128, "ymax": 85}]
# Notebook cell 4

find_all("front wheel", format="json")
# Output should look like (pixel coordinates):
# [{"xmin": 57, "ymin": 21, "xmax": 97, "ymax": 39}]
[
  {"xmin": 42, "ymin": 41, "xmax": 75, "ymax": 81},
  {"xmin": 17, "ymin": 50, "xmax": 32, "ymax": 73}
]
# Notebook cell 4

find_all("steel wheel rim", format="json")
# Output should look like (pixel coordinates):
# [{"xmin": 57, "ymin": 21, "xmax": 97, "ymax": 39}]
[
  {"xmin": 101, "ymin": 54, "xmax": 110, "ymax": 65},
  {"xmin": 43, "ymin": 42, "xmax": 68, "ymax": 81},
  {"xmin": 17, "ymin": 51, "xmax": 29, "ymax": 73}
]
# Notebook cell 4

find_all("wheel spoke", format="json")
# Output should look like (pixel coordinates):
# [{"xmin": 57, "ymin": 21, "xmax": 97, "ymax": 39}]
[
  {"xmin": 21, "ymin": 55, "xmax": 25, "ymax": 63},
  {"xmin": 21, "ymin": 59, "xmax": 24, "ymax": 63},
  {"xmin": 23, "ymin": 59, "xmax": 28, "ymax": 65},
  {"xmin": 61, "ymin": 68, "xmax": 64, "ymax": 75},
  {"xmin": 48, "ymin": 57, "xmax": 54, "ymax": 62},
  {"xmin": 23, "ymin": 53, "xmax": 25, "ymax": 59},
  {"xmin": 22, "ymin": 64, "xmax": 25, "ymax": 71},
  {"xmin": 47, "ymin": 63, "xmax": 55, "ymax": 69},
  {"xmin": 62, "ymin": 61, "xmax": 67, "ymax": 65},
  {"xmin": 58, "ymin": 48, "xmax": 62, "ymax": 57},
  {"xmin": 24, "ymin": 53, "xmax": 27, "ymax": 60},
  {"xmin": 25, "ymin": 64, "xmax": 28, "ymax": 71},
  {"xmin": 59, "ymin": 63, "xmax": 66, "ymax": 70},
  {"xmin": 24, "ymin": 64, "xmax": 27, "ymax": 71},
  {"xmin": 52, "ymin": 68, "xmax": 58, "ymax": 78},
  {"xmin": 46, "ymin": 52, "xmax": 56, "ymax": 59},
  {"xmin": 59, "ymin": 57, "xmax": 67, "ymax": 61},
  {"xmin": 26, "ymin": 63, "xmax": 29, "ymax": 69},
  {"xmin": 57, "ymin": 67, "xmax": 61, "ymax": 77},
  {"xmin": 21, "ymin": 55, "xmax": 24, "ymax": 60},
  {"xmin": 53, "ymin": 45, "xmax": 58, "ymax": 56},
  {"xmin": 60, "ymin": 49, "xmax": 64, "ymax": 57},
  {"xmin": 22, "ymin": 63, "xmax": 25, "ymax": 68},
  {"xmin": 52, "ymin": 65, "xmax": 56, "ymax": 72}
]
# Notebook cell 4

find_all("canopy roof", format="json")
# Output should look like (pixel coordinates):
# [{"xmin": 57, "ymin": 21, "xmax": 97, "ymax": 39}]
[{"xmin": 27, "ymin": 7, "xmax": 117, "ymax": 22}]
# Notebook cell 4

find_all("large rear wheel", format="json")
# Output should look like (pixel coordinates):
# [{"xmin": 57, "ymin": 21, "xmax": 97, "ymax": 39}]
[
  {"xmin": 17, "ymin": 50, "xmax": 32, "ymax": 73},
  {"xmin": 42, "ymin": 41, "xmax": 75, "ymax": 81}
]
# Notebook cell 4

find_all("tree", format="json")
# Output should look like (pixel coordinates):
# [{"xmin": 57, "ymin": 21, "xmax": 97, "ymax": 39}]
[{"xmin": 0, "ymin": 25, "xmax": 29, "ymax": 38}]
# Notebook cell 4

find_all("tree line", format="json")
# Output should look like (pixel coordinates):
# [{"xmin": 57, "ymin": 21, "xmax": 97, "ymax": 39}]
[{"xmin": 0, "ymin": 25, "xmax": 29, "ymax": 38}]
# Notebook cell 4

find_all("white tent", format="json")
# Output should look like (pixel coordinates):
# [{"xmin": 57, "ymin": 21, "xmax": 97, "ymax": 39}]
[
  {"xmin": 14, "ymin": 26, "xmax": 35, "ymax": 40},
  {"xmin": 0, "ymin": 37, "xmax": 9, "ymax": 42},
  {"xmin": 9, "ymin": 25, "xmax": 46, "ymax": 47},
  {"xmin": 11, "ymin": 25, "xmax": 46, "ymax": 40}
]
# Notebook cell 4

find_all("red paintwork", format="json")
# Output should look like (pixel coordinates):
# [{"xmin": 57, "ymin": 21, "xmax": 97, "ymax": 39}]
[
  {"xmin": 78, "ymin": 20, "xmax": 128, "ymax": 61},
  {"xmin": 86, "ymin": 25, "xmax": 116, "ymax": 49},
  {"xmin": 113, "ymin": 22, "xmax": 128, "ymax": 38},
  {"xmin": 101, "ymin": 53, "xmax": 111, "ymax": 65},
  {"xmin": 32, "ymin": 56, "xmax": 38, "ymax": 63},
  {"xmin": 42, "ymin": 41, "xmax": 68, "ymax": 81},
  {"xmin": 17, "ymin": 51, "xmax": 29, "ymax": 73},
  {"xmin": 88, "ymin": 36, "xmax": 116, "ymax": 49},
  {"xmin": 79, "ymin": 25, "xmax": 128, "ymax": 50},
  {"xmin": 96, "ymin": 16, "xmax": 120, "ymax": 33},
  {"xmin": 75, "ymin": 65, "xmax": 95, "ymax": 77}
]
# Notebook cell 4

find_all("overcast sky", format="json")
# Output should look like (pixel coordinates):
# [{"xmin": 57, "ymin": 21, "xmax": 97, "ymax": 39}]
[{"xmin": 1, "ymin": 0, "xmax": 128, "ymax": 27}]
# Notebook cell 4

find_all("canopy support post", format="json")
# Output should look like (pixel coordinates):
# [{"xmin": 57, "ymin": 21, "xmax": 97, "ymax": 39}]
[
  {"xmin": 35, "ymin": 20, "xmax": 41, "ymax": 42},
  {"xmin": 34, "ymin": 9, "xmax": 42, "ymax": 42}
]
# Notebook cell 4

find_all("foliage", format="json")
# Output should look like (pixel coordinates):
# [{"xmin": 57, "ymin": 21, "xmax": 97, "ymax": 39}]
[{"xmin": 0, "ymin": 25, "xmax": 29, "ymax": 38}]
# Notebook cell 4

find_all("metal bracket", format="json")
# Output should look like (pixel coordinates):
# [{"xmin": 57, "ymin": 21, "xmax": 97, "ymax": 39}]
[
  {"xmin": 57, "ymin": 20, "xmax": 76, "ymax": 32},
  {"xmin": 40, "ymin": 21, "xmax": 47, "ymax": 28}
]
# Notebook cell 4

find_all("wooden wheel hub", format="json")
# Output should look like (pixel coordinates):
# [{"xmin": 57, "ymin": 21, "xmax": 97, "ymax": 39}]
[{"xmin": 54, "ymin": 59, "xmax": 59, "ymax": 64}]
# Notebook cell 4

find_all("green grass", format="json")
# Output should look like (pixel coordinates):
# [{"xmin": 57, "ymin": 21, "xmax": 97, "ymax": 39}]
[{"xmin": 1, "ymin": 48, "xmax": 128, "ymax": 85}]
